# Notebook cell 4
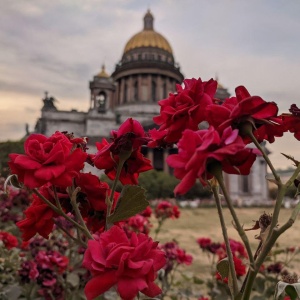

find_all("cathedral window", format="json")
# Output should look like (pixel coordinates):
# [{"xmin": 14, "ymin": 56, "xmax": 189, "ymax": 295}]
[
  {"xmin": 124, "ymin": 83, "xmax": 128, "ymax": 103},
  {"xmin": 134, "ymin": 81, "xmax": 138, "ymax": 101},
  {"xmin": 152, "ymin": 81, "xmax": 156, "ymax": 102},
  {"xmin": 96, "ymin": 92, "xmax": 106, "ymax": 113}
]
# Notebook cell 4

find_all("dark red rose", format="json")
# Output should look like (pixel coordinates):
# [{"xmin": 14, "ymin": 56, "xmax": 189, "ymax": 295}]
[
  {"xmin": 9, "ymin": 132, "xmax": 87, "ymax": 189},
  {"xmin": 206, "ymin": 86, "xmax": 284, "ymax": 143},
  {"xmin": 153, "ymin": 78, "xmax": 217, "ymax": 143},
  {"xmin": 282, "ymin": 104, "xmax": 300, "ymax": 140},
  {"xmin": 16, "ymin": 187, "xmax": 58, "ymax": 241},
  {"xmin": 0, "ymin": 231, "xmax": 18, "ymax": 249},
  {"xmin": 82, "ymin": 225, "xmax": 166, "ymax": 300},
  {"xmin": 155, "ymin": 200, "xmax": 180, "ymax": 219},
  {"xmin": 94, "ymin": 138, "xmax": 152, "ymax": 185},
  {"xmin": 167, "ymin": 126, "xmax": 258, "ymax": 195},
  {"xmin": 76, "ymin": 173, "xmax": 109, "ymax": 211},
  {"xmin": 110, "ymin": 118, "xmax": 150, "ymax": 154},
  {"xmin": 197, "ymin": 237, "xmax": 212, "ymax": 249}
]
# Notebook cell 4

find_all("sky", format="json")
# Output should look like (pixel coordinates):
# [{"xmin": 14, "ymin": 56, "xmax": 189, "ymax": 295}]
[{"xmin": 0, "ymin": 0, "xmax": 299, "ymax": 170}]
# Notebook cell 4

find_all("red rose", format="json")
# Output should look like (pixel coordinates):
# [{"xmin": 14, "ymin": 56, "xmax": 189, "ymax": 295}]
[
  {"xmin": 9, "ymin": 132, "xmax": 87, "ymax": 189},
  {"xmin": 16, "ymin": 187, "xmax": 58, "ymax": 241},
  {"xmin": 94, "ymin": 138, "xmax": 152, "ymax": 185},
  {"xmin": 0, "ymin": 231, "xmax": 18, "ymax": 249},
  {"xmin": 110, "ymin": 118, "xmax": 150, "ymax": 153},
  {"xmin": 82, "ymin": 225, "xmax": 166, "ymax": 300},
  {"xmin": 197, "ymin": 237, "xmax": 212, "ymax": 249},
  {"xmin": 167, "ymin": 126, "xmax": 258, "ymax": 195},
  {"xmin": 153, "ymin": 78, "xmax": 217, "ymax": 143},
  {"xmin": 216, "ymin": 256, "xmax": 246, "ymax": 282},
  {"xmin": 76, "ymin": 173, "xmax": 109, "ymax": 211},
  {"xmin": 155, "ymin": 200, "xmax": 180, "ymax": 219},
  {"xmin": 282, "ymin": 104, "xmax": 300, "ymax": 140},
  {"xmin": 206, "ymin": 86, "xmax": 283, "ymax": 143}
]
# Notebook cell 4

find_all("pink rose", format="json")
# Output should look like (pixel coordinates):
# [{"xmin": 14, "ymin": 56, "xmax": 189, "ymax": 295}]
[
  {"xmin": 82, "ymin": 225, "xmax": 166, "ymax": 300},
  {"xmin": 9, "ymin": 132, "xmax": 87, "ymax": 189}
]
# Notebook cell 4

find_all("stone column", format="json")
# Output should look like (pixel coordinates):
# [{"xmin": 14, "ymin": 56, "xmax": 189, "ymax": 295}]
[
  {"xmin": 163, "ymin": 150, "xmax": 169, "ymax": 173},
  {"xmin": 148, "ymin": 148, "xmax": 154, "ymax": 167},
  {"xmin": 120, "ymin": 79, "xmax": 125, "ymax": 105},
  {"xmin": 138, "ymin": 75, "xmax": 142, "ymax": 101}
]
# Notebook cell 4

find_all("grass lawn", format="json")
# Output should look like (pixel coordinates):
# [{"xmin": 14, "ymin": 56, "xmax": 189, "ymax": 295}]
[{"xmin": 151, "ymin": 207, "xmax": 300, "ymax": 282}]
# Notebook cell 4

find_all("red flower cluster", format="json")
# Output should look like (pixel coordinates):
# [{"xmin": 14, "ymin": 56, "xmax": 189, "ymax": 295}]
[
  {"xmin": 151, "ymin": 78, "xmax": 299, "ymax": 194},
  {"xmin": 82, "ymin": 225, "xmax": 166, "ymax": 300},
  {"xmin": 160, "ymin": 241, "xmax": 193, "ymax": 274},
  {"xmin": 0, "ymin": 230, "xmax": 18, "ymax": 249},
  {"xmin": 197, "ymin": 237, "xmax": 247, "ymax": 283},
  {"xmin": 9, "ymin": 132, "xmax": 87, "ymax": 189},
  {"xmin": 155, "ymin": 200, "xmax": 180, "ymax": 219}
]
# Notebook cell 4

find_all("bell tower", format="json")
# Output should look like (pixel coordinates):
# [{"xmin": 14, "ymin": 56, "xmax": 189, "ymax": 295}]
[{"xmin": 89, "ymin": 65, "xmax": 115, "ymax": 113}]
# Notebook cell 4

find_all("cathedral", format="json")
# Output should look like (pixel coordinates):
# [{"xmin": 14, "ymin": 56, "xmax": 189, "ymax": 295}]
[{"xmin": 34, "ymin": 10, "xmax": 269, "ymax": 205}]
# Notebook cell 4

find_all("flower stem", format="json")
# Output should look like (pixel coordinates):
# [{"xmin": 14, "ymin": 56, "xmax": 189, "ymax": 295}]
[
  {"xmin": 69, "ymin": 187, "xmax": 94, "ymax": 240},
  {"xmin": 32, "ymin": 188, "xmax": 92, "ymax": 241},
  {"xmin": 247, "ymin": 129, "xmax": 280, "ymax": 183},
  {"xmin": 212, "ymin": 184, "xmax": 239, "ymax": 298},
  {"xmin": 211, "ymin": 166, "xmax": 255, "ymax": 267}
]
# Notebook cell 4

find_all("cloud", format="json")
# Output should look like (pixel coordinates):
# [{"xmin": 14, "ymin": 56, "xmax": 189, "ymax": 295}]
[{"xmin": 0, "ymin": 0, "xmax": 299, "ymax": 168}]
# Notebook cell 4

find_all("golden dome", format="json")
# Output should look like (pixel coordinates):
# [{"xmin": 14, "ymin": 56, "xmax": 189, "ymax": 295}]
[
  {"xmin": 123, "ymin": 10, "xmax": 173, "ymax": 55},
  {"xmin": 97, "ymin": 65, "xmax": 110, "ymax": 78}
]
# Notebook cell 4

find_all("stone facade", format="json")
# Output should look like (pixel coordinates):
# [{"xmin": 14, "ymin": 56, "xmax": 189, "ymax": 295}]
[{"xmin": 34, "ymin": 10, "xmax": 269, "ymax": 204}]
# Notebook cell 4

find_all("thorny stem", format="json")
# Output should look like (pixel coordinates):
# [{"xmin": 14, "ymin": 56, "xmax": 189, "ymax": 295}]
[
  {"xmin": 212, "ymin": 168, "xmax": 255, "ymax": 267},
  {"xmin": 33, "ymin": 188, "xmax": 93, "ymax": 242},
  {"xmin": 69, "ymin": 187, "xmax": 94, "ymax": 240},
  {"xmin": 247, "ymin": 129, "xmax": 280, "ymax": 183},
  {"xmin": 106, "ymin": 153, "xmax": 130, "ymax": 230},
  {"xmin": 53, "ymin": 220, "xmax": 87, "ymax": 247},
  {"xmin": 212, "ymin": 185, "xmax": 239, "ymax": 298},
  {"xmin": 241, "ymin": 170, "xmax": 300, "ymax": 300}
]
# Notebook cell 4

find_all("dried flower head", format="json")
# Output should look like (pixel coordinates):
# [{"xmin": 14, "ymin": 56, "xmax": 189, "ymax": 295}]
[{"xmin": 281, "ymin": 272, "xmax": 298, "ymax": 284}]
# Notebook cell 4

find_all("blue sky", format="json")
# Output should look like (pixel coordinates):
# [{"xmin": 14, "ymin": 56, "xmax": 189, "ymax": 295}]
[{"xmin": 0, "ymin": 0, "xmax": 299, "ymax": 169}]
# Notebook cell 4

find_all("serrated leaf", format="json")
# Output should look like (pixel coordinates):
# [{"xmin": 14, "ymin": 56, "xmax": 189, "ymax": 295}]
[{"xmin": 107, "ymin": 185, "xmax": 148, "ymax": 223}]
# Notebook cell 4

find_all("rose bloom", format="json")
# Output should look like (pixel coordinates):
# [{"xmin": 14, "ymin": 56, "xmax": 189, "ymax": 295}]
[
  {"xmin": 94, "ymin": 138, "xmax": 152, "ymax": 185},
  {"xmin": 167, "ymin": 126, "xmax": 258, "ymax": 195},
  {"xmin": 155, "ymin": 200, "xmax": 180, "ymax": 219},
  {"xmin": 282, "ymin": 104, "xmax": 300, "ymax": 141},
  {"xmin": 153, "ymin": 77, "xmax": 217, "ymax": 144},
  {"xmin": 17, "ymin": 185, "xmax": 59, "ymax": 241},
  {"xmin": 197, "ymin": 237, "xmax": 212, "ymax": 250},
  {"xmin": 110, "ymin": 118, "xmax": 150, "ymax": 153},
  {"xmin": 0, "ymin": 231, "xmax": 18, "ymax": 249},
  {"xmin": 206, "ymin": 85, "xmax": 284, "ymax": 143},
  {"xmin": 82, "ymin": 225, "xmax": 166, "ymax": 300},
  {"xmin": 9, "ymin": 132, "xmax": 87, "ymax": 189},
  {"xmin": 76, "ymin": 172, "xmax": 109, "ymax": 212}
]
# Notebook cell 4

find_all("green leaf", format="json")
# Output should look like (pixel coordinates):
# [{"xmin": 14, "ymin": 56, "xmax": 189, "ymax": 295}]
[
  {"xmin": 216, "ymin": 258, "xmax": 229, "ymax": 280},
  {"xmin": 275, "ymin": 282, "xmax": 300, "ymax": 300},
  {"xmin": 216, "ymin": 257, "xmax": 234, "ymax": 297},
  {"xmin": 285, "ymin": 285, "xmax": 298, "ymax": 300},
  {"xmin": 107, "ymin": 185, "xmax": 148, "ymax": 223}
]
